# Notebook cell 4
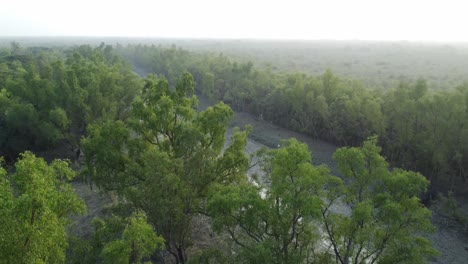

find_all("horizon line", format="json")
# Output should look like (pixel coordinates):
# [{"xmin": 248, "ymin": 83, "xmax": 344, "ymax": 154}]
[{"xmin": 1, "ymin": 36, "xmax": 468, "ymax": 44}]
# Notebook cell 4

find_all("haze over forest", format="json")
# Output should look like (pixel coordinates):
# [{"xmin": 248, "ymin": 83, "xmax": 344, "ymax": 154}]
[{"xmin": 2, "ymin": 1, "xmax": 468, "ymax": 264}]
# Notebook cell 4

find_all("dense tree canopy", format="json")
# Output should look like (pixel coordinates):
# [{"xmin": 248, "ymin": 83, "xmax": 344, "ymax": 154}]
[
  {"xmin": 82, "ymin": 72, "xmax": 249, "ymax": 263},
  {"xmin": 0, "ymin": 42, "xmax": 460, "ymax": 263},
  {"xmin": 0, "ymin": 43, "xmax": 141, "ymax": 160}
]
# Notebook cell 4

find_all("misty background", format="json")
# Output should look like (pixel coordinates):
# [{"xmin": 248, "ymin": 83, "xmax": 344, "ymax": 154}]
[{"xmin": 1, "ymin": 0, "xmax": 467, "ymax": 42}]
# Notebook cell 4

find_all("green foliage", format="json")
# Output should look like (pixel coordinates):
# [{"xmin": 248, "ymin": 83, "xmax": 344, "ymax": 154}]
[
  {"xmin": 67, "ymin": 212, "xmax": 164, "ymax": 264},
  {"xmin": 67, "ymin": 214, "xmax": 127, "ymax": 264},
  {"xmin": 0, "ymin": 152, "xmax": 85, "ymax": 263},
  {"xmin": 208, "ymin": 139, "xmax": 337, "ymax": 263},
  {"xmin": 83, "ymin": 73, "xmax": 249, "ymax": 263},
  {"xmin": 101, "ymin": 211, "xmax": 164, "ymax": 264},
  {"xmin": 321, "ymin": 137, "xmax": 438, "ymax": 264},
  {"xmin": 1, "ymin": 41, "xmax": 461, "ymax": 263},
  {"xmin": 433, "ymin": 192, "xmax": 468, "ymax": 234},
  {"xmin": 207, "ymin": 138, "xmax": 436, "ymax": 263},
  {"xmin": 0, "ymin": 44, "xmax": 140, "ymax": 159}
]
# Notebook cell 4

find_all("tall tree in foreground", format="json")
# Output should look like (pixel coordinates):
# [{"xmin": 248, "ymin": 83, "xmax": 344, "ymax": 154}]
[
  {"xmin": 83, "ymin": 73, "xmax": 249, "ymax": 264},
  {"xmin": 321, "ymin": 136, "xmax": 438, "ymax": 264},
  {"xmin": 0, "ymin": 152, "xmax": 85, "ymax": 263},
  {"xmin": 207, "ymin": 139, "xmax": 340, "ymax": 263}
]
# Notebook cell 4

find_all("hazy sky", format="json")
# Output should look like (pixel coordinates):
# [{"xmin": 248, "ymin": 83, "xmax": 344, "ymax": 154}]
[{"xmin": 1, "ymin": 0, "xmax": 466, "ymax": 41}]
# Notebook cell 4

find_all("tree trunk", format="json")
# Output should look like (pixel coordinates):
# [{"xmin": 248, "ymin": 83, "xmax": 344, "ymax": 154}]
[
  {"xmin": 176, "ymin": 246, "xmax": 186, "ymax": 264},
  {"xmin": 129, "ymin": 240, "xmax": 139, "ymax": 264}
]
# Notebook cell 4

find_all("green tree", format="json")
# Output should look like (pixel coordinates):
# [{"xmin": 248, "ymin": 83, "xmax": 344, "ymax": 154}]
[
  {"xmin": 321, "ymin": 137, "xmax": 438, "ymax": 264},
  {"xmin": 0, "ymin": 152, "xmax": 85, "ymax": 263},
  {"xmin": 208, "ymin": 139, "xmax": 339, "ymax": 263},
  {"xmin": 101, "ymin": 211, "xmax": 165, "ymax": 264},
  {"xmin": 83, "ymin": 73, "xmax": 249, "ymax": 264},
  {"xmin": 67, "ymin": 214, "xmax": 127, "ymax": 264}
]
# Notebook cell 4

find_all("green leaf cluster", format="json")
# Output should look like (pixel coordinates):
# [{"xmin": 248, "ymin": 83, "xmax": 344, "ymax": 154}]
[
  {"xmin": 321, "ymin": 137, "xmax": 438, "ymax": 264},
  {"xmin": 0, "ymin": 152, "xmax": 85, "ymax": 263}
]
